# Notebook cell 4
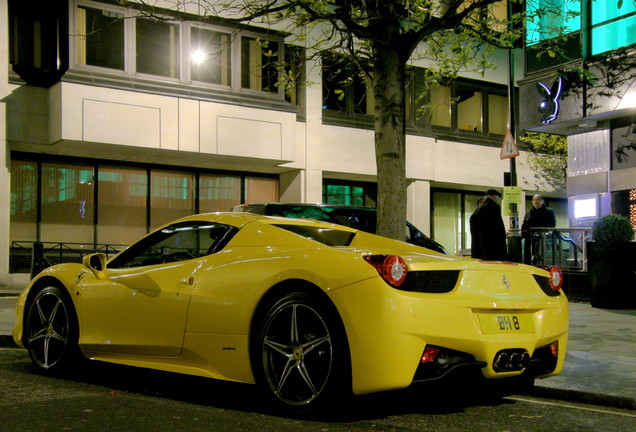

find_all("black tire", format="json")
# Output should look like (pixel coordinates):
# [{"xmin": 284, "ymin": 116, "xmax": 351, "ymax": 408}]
[
  {"xmin": 25, "ymin": 286, "xmax": 81, "ymax": 371},
  {"xmin": 252, "ymin": 291, "xmax": 350, "ymax": 414}
]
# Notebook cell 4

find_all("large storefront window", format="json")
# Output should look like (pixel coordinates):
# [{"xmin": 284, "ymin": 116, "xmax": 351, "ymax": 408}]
[
  {"xmin": 150, "ymin": 170, "xmax": 195, "ymax": 229},
  {"xmin": 9, "ymin": 157, "xmax": 279, "ymax": 247},
  {"xmin": 433, "ymin": 192, "xmax": 462, "ymax": 255},
  {"xmin": 323, "ymin": 181, "xmax": 376, "ymax": 207},
  {"xmin": 244, "ymin": 176, "xmax": 279, "ymax": 204},
  {"xmin": 323, "ymin": 185, "xmax": 365, "ymax": 206},
  {"xmin": 199, "ymin": 174, "xmax": 241, "ymax": 212},
  {"xmin": 97, "ymin": 166, "xmax": 148, "ymax": 244},
  {"xmin": 9, "ymin": 160, "xmax": 38, "ymax": 242},
  {"xmin": 433, "ymin": 190, "xmax": 485, "ymax": 255},
  {"xmin": 41, "ymin": 162, "xmax": 95, "ymax": 243}
]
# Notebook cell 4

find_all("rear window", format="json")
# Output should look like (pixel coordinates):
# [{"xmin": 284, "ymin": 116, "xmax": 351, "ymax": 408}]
[
  {"xmin": 267, "ymin": 205, "xmax": 375, "ymax": 232},
  {"xmin": 273, "ymin": 224, "xmax": 355, "ymax": 247}
]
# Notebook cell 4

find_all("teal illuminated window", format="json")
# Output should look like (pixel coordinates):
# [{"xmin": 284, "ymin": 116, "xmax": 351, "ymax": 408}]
[
  {"xmin": 323, "ymin": 185, "xmax": 365, "ymax": 206},
  {"xmin": 592, "ymin": 1, "xmax": 636, "ymax": 55},
  {"xmin": 526, "ymin": 0, "xmax": 581, "ymax": 46}
]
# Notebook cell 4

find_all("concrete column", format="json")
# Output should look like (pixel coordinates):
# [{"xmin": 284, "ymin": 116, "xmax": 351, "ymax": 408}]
[
  {"xmin": 407, "ymin": 180, "xmax": 431, "ymax": 236},
  {"xmin": 303, "ymin": 57, "xmax": 323, "ymax": 203}
]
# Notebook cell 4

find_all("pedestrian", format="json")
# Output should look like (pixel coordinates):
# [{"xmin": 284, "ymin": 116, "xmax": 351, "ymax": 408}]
[
  {"xmin": 469, "ymin": 196, "xmax": 485, "ymax": 259},
  {"xmin": 473, "ymin": 189, "xmax": 508, "ymax": 261},
  {"xmin": 521, "ymin": 194, "xmax": 556, "ymax": 265}
]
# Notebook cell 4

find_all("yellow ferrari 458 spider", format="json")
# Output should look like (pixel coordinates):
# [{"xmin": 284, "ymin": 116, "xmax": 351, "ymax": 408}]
[{"xmin": 13, "ymin": 212, "xmax": 568, "ymax": 413}]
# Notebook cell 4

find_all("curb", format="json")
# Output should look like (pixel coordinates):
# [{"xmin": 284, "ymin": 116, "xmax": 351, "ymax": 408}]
[{"xmin": 533, "ymin": 385, "xmax": 636, "ymax": 411}]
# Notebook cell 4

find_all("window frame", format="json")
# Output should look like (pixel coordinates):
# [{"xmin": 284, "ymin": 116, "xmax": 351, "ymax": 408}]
[
  {"xmin": 321, "ymin": 59, "xmax": 510, "ymax": 143},
  {"xmin": 70, "ymin": 0, "xmax": 287, "ymax": 100}
]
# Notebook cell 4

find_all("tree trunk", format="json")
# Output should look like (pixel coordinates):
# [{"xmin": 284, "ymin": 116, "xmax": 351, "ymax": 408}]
[{"xmin": 373, "ymin": 38, "xmax": 407, "ymax": 241}]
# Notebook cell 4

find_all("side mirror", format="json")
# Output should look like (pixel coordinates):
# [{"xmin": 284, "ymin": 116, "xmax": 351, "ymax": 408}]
[{"xmin": 82, "ymin": 253, "xmax": 107, "ymax": 278}]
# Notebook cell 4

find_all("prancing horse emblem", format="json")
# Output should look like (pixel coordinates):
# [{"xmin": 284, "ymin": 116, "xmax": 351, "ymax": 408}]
[{"xmin": 501, "ymin": 274, "xmax": 511, "ymax": 291}]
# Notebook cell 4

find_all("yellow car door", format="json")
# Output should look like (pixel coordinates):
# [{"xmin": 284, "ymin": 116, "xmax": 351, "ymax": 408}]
[{"xmin": 77, "ymin": 221, "xmax": 234, "ymax": 356}]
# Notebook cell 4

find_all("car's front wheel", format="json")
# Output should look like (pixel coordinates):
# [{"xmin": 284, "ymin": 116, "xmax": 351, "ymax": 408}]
[
  {"xmin": 253, "ymin": 291, "xmax": 350, "ymax": 414},
  {"xmin": 25, "ymin": 285, "xmax": 80, "ymax": 371}
]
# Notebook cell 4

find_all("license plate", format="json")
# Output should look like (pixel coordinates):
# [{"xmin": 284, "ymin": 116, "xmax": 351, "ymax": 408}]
[{"xmin": 477, "ymin": 313, "xmax": 535, "ymax": 334}]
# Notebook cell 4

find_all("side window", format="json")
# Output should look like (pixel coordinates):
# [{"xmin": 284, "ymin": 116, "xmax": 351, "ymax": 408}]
[
  {"xmin": 76, "ymin": 5, "xmax": 125, "ymax": 70},
  {"xmin": 190, "ymin": 26, "xmax": 231, "ymax": 86},
  {"xmin": 108, "ymin": 222, "xmax": 235, "ymax": 268},
  {"xmin": 136, "ymin": 17, "xmax": 180, "ymax": 79},
  {"xmin": 241, "ymin": 37, "xmax": 279, "ymax": 93}
]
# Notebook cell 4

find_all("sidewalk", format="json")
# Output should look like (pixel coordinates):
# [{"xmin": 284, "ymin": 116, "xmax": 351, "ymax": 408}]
[{"xmin": 1, "ymin": 285, "xmax": 635, "ymax": 410}]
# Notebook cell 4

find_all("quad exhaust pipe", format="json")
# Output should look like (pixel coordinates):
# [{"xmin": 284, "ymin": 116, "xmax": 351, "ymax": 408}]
[{"xmin": 493, "ymin": 350, "xmax": 531, "ymax": 372}]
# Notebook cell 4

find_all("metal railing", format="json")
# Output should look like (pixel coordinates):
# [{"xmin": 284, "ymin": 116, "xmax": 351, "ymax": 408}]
[
  {"xmin": 10, "ymin": 241, "xmax": 127, "ymax": 275},
  {"xmin": 529, "ymin": 228, "xmax": 592, "ymax": 272}
]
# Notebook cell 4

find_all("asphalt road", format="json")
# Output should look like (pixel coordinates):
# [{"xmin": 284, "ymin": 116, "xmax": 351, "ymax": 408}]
[{"xmin": 1, "ymin": 346, "xmax": 634, "ymax": 432}]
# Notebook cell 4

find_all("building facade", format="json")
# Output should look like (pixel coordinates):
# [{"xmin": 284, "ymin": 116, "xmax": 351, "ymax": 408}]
[
  {"xmin": 1, "ymin": 0, "xmax": 567, "ymax": 285},
  {"xmin": 519, "ymin": 0, "xmax": 636, "ymax": 230}
]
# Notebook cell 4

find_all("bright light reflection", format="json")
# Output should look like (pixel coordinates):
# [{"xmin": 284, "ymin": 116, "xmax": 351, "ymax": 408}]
[
  {"xmin": 574, "ymin": 198, "xmax": 597, "ymax": 219},
  {"xmin": 191, "ymin": 49, "xmax": 207, "ymax": 64}
]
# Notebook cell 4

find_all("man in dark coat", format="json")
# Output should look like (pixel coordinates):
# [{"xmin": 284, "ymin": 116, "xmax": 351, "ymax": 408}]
[
  {"xmin": 469, "ymin": 196, "xmax": 485, "ymax": 259},
  {"xmin": 521, "ymin": 194, "xmax": 557, "ymax": 265},
  {"xmin": 473, "ymin": 189, "xmax": 508, "ymax": 261}
]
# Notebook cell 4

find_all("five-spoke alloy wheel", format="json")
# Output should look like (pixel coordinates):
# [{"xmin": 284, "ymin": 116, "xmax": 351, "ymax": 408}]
[
  {"xmin": 25, "ymin": 286, "xmax": 79, "ymax": 371},
  {"xmin": 254, "ymin": 291, "xmax": 349, "ymax": 412}
]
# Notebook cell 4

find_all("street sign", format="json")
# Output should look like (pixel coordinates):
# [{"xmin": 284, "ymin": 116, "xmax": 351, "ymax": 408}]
[{"xmin": 500, "ymin": 130, "xmax": 520, "ymax": 159}]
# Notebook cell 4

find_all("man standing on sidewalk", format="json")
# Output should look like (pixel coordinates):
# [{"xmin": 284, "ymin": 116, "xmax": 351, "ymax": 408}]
[{"xmin": 472, "ymin": 189, "xmax": 508, "ymax": 261}]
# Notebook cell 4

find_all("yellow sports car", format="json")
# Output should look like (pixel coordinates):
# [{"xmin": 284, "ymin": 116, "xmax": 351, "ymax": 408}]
[{"xmin": 13, "ymin": 212, "xmax": 568, "ymax": 413}]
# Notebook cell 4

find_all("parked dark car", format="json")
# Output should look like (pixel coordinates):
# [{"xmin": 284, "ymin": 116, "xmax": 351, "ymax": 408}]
[{"xmin": 231, "ymin": 203, "xmax": 447, "ymax": 253}]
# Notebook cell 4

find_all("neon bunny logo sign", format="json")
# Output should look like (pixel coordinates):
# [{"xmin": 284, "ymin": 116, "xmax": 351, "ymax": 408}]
[{"xmin": 536, "ymin": 77, "xmax": 563, "ymax": 124}]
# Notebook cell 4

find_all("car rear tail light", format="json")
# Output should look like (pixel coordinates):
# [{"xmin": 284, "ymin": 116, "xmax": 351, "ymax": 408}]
[
  {"xmin": 550, "ymin": 341, "xmax": 558, "ymax": 357},
  {"xmin": 547, "ymin": 266, "xmax": 563, "ymax": 291},
  {"xmin": 363, "ymin": 254, "xmax": 408, "ymax": 287},
  {"xmin": 421, "ymin": 345, "xmax": 440, "ymax": 364}
]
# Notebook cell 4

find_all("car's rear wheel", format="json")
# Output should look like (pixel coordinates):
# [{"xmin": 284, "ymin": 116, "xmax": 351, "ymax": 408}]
[
  {"xmin": 25, "ymin": 286, "xmax": 80, "ymax": 371},
  {"xmin": 253, "ymin": 291, "xmax": 350, "ymax": 414}
]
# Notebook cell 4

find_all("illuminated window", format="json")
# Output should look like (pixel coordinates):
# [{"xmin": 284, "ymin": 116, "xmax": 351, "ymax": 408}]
[
  {"xmin": 150, "ymin": 170, "xmax": 195, "ymax": 229},
  {"xmin": 41, "ymin": 162, "xmax": 95, "ymax": 243},
  {"xmin": 630, "ymin": 189, "xmax": 636, "ymax": 228},
  {"xmin": 9, "ymin": 160, "xmax": 38, "ymax": 242},
  {"xmin": 199, "ymin": 174, "xmax": 241, "ymax": 212},
  {"xmin": 592, "ymin": 1, "xmax": 636, "ymax": 55},
  {"xmin": 244, "ymin": 176, "xmax": 279, "ymax": 203},
  {"xmin": 456, "ymin": 85, "xmax": 483, "ymax": 132},
  {"xmin": 525, "ymin": 0, "xmax": 580, "ymax": 46},
  {"xmin": 430, "ymin": 85, "xmax": 452, "ymax": 128},
  {"xmin": 98, "ymin": 166, "xmax": 148, "ymax": 244},
  {"xmin": 190, "ymin": 27, "xmax": 231, "ymax": 86}
]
